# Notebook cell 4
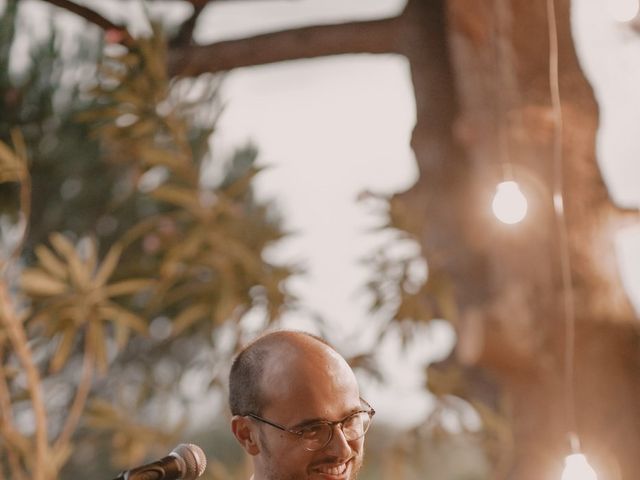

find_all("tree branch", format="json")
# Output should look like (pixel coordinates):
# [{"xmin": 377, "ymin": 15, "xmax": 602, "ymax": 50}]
[
  {"xmin": 54, "ymin": 348, "xmax": 94, "ymax": 452},
  {"xmin": 6, "ymin": 449, "xmax": 27, "ymax": 480},
  {"xmin": 0, "ymin": 284, "xmax": 48, "ymax": 480},
  {"xmin": 0, "ymin": 346, "xmax": 29, "ymax": 480},
  {"xmin": 0, "ymin": 348, "xmax": 16, "ymax": 432},
  {"xmin": 610, "ymin": 203, "xmax": 640, "ymax": 229},
  {"xmin": 39, "ymin": 0, "xmax": 133, "ymax": 44},
  {"xmin": 169, "ymin": 2, "xmax": 207, "ymax": 48},
  {"xmin": 168, "ymin": 15, "xmax": 405, "ymax": 76}
]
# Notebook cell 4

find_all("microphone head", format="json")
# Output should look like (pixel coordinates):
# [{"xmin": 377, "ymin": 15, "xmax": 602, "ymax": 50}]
[{"xmin": 171, "ymin": 443, "xmax": 207, "ymax": 480}]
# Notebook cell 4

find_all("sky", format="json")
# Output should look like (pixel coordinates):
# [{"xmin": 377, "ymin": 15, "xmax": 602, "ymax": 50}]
[
  {"xmin": 2, "ymin": 0, "xmax": 640, "ymax": 429},
  {"xmin": 572, "ymin": 0, "xmax": 640, "ymax": 313}
]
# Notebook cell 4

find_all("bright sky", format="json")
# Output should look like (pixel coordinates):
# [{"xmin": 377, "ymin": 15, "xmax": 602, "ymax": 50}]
[
  {"xmin": 572, "ymin": 0, "xmax": 640, "ymax": 315},
  {"xmin": 207, "ymin": 53, "xmax": 451, "ymax": 427}
]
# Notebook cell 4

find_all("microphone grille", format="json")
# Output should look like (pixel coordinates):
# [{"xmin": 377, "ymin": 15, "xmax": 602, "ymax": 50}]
[{"xmin": 172, "ymin": 443, "xmax": 207, "ymax": 479}]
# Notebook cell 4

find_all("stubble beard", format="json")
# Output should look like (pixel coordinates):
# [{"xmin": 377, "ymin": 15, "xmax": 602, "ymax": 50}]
[
  {"xmin": 259, "ymin": 434, "xmax": 364, "ymax": 480},
  {"xmin": 348, "ymin": 451, "xmax": 363, "ymax": 480},
  {"xmin": 262, "ymin": 460, "xmax": 362, "ymax": 480},
  {"xmin": 261, "ymin": 451, "xmax": 363, "ymax": 480}
]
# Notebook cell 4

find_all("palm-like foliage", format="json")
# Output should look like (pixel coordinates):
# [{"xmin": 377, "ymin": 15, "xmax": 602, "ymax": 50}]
[
  {"xmin": 0, "ymin": 5, "xmax": 293, "ymax": 479},
  {"xmin": 21, "ymin": 235, "xmax": 150, "ymax": 373}
]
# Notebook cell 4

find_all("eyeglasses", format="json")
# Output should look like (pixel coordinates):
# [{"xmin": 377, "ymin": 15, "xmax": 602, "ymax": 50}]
[{"xmin": 245, "ymin": 398, "xmax": 375, "ymax": 452}]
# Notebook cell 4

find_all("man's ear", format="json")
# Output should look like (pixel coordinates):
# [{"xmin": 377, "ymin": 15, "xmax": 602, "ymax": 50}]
[{"xmin": 231, "ymin": 415, "xmax": 261, "ymax": 456}]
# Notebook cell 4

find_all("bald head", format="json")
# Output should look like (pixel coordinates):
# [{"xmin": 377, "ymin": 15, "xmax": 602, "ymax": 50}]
[
  {"xmin": 229, "ymin": 331, "xmax": 368, "ymax": 480},
  {"xmin": 228, "ymin": 331, "xmax": 356, "ymax": 416}
]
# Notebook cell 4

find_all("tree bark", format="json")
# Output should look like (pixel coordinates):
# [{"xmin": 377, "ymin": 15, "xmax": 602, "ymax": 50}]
[
  {"xmin": 167, "ymin": 15, "xmax": 406, "ymax": 76},
  {"xmin": 434, "ymin": 1, "xmax": 640, "ymax": 479}
]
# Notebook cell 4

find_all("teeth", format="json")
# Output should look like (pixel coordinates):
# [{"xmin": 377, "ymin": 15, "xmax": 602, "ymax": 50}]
[{"xmin": 317, "ymin": 463, "xmax": 346, "ymax": 476}]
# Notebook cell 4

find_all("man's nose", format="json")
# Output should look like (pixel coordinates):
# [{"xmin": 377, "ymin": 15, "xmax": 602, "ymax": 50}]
[{"xmin": 324, "ymin": 425, "xmax": 353, "ymax": 459}]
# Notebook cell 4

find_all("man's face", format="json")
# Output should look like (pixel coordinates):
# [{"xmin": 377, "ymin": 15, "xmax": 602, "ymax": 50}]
[{"xmin": 252, "ymin": 343, "xmax": 366, "ymax": 480}]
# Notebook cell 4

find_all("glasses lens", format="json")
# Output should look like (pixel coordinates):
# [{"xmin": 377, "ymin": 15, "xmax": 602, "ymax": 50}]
[
  {"xmin": 342, "ymin": 412, "xmax": 370, "ymax": 440},
  {"xmin": 300, "ymin": 423, "xmax": 332, "ymax": 451},
  {"xmin": 299, "ymin": 410, "xmax": 373, "ymax": 451}
]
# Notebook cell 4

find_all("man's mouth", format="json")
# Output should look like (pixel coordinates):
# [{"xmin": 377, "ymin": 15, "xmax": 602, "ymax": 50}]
[{"xmin": 313, "ymin": 461, "xmax": 349, "ymax": 478}]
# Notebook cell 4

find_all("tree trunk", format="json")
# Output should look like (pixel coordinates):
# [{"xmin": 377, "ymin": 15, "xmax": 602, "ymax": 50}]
[{"xmin": 405, "ymin": 0, "xmax": 640, "ymax": 478}]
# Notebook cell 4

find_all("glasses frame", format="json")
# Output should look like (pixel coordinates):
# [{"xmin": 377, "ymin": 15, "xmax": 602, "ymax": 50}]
[{"xmin": 245, "ymin": 398, "xmax": 375, "ymax": 452}]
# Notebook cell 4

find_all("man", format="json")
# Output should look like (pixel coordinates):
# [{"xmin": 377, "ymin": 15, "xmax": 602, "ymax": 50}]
[{"xmin": 228, "ymin": 330, "xmax": 375, "ymax": 480}]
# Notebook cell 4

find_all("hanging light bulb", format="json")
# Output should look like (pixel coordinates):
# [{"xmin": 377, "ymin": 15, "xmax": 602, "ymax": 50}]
[
  {"xmin": 561, "ymin": 453, "xmax": 598, "ymax": 480},
  {"xmin": 491, "ymin": 180, "xmax": 528, "ymax": 224},
  {"xmin": 607, "ymin": 0, "xmax": 639, "ymax": 22}
]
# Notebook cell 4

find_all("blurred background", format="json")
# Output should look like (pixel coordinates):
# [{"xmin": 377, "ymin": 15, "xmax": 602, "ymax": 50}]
[{"xmin": 1, "ymin": 0, "xmax": 639, "ymax": 479}]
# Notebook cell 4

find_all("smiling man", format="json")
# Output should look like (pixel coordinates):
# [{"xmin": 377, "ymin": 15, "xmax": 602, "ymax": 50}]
[{"xmin": 229, "ymin": 330, "xmax": 375, "ymax": 480}]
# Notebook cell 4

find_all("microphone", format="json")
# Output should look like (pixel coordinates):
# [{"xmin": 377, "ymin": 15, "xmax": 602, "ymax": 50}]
[{"xmin": 113, "ymin": 443, "xmax": 207, "ymax": 480}]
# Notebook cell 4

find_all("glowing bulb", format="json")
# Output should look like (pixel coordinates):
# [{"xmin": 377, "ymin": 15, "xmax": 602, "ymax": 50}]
[
  {"xmin": 561, "ymin": 453, "xmax": 598, "ymax": 480},
  {"xmin": 491, "ymin": 180, "xmax": 528, "ymax": 224},
  {"xmin": 608, "ymin": 0, "xmax": 639, "ymax": 22}
]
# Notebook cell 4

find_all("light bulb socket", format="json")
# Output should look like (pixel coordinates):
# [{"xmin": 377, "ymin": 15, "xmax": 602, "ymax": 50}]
[{"xmin": 568, "ymin": 432, "xmax": 581, "ymax": 453}]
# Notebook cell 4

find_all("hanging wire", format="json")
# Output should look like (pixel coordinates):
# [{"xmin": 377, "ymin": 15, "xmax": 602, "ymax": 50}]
[
  {"xmin": 493, "ymin": 0, "xmax": 528, "ymax": 183},
  {"xmin": 546, "ymin": 0, "xmax": 580, "ymax": 453},
  {"xmin": 493, "ymin": 0, "xmax": 515, "ymax": 181}
]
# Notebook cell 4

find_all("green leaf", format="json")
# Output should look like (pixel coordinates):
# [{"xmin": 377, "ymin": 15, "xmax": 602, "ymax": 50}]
[
  {"xmin": 104, "ymin": 278, "xmax": 154, "ymax": 297},
  {"xmin": 74, "ymin": 106, "xmax": 123, "ymax": 123},
  {"xmin": 0, "ymin": 138, "xmax": 26, "ymax": 183},
  {"xmin": 92, "ymin": 243, "xmax": 123, "ymax": 287},
  {"xmin": 137, "ymin": 147, "xmax": 195, "ymax": 181},
  {"xmin": 34, "ymin": 245, "xmax": 68, "ymax": 280},
  {"xmin": 20, "ymin": 269, "xmax": 68, "ymax": 296},
  {"xmin": 221, "ymin": 166, "xmax": 261, "ymax": 199},
  {"xmin": 49, "ymin": 233, "xmax": 90, "ymax": 288},
  {"xmin": 86, "ymin": 321, "xmax": 107, "ymax": 374},
  {"xmin": 150, "ymin": 185, "xmax": 201, "ymax": 213},
  {"xmin": 99, "ymin": 302, "xmax": 148, "ymax": 333},
  {"xmin": 50, "ymin": 327, "xmax": 78, "ymax": 373},
  {"xmin": 113, "ymin": 318, "xmax": 131, "ymax": 350},
  {"xmin": 126, "ymin": 118, "xmax": 157, "ymax": 138},
  {"xmin": 0, "ymin": 140, "xmax": 18, "ymax": 168},
  {"xmin": 171, "ymin": 303, "xmax": 209, "ymax": 335}
]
